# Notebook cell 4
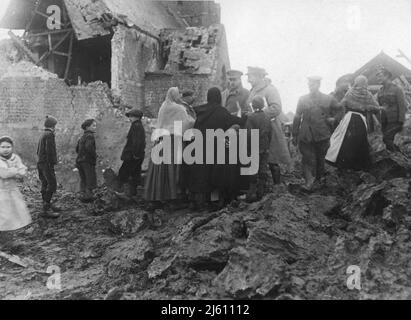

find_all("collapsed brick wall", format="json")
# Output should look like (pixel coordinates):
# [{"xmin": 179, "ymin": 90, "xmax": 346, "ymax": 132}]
[
  {"xmin": 0, "ymin": 20, "xmax": 230, "ymax": 191},
  {"xmin": 164, "ymin": 1, "xmax": 221, "ymax": 27},
  {"xmin": 161, "ymin": 25, "xmax": 222, "ymax": 74},
  {"xmin": 0, "ymin": 75, "xmax": 153, "ymax": 191}
]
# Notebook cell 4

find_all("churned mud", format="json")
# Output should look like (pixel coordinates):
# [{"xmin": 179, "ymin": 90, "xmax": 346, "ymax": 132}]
[{"xmin": 1, "ymin": 151, "xmax": 410, "ymax": 300}]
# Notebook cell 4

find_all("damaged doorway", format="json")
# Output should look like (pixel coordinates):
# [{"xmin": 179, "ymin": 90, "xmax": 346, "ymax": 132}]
[
  {"xmin": 67, "ymin": 35, "xmax": 112, "ymax": 86},
  {"xmin": 4, "ymin": 0, "xmax": 112, "ymax": 86}
]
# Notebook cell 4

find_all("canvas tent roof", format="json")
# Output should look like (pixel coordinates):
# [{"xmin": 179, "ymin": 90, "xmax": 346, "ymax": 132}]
[{"xmin": 0, "ymin": 0, "xmax": 185, "ymax": 40}]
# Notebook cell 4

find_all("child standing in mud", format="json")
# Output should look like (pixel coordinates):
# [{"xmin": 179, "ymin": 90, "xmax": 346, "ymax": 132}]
[
  {"xmin": 37, "ymin": 115, "xmax": 61, "ymax": 218},
  {"xmin": 245, "ymin": 96, "xmax": 272, "ymax": 202},
  {"xmin": 76, "ymin": 119, "xmax": 98, "ymax": 202},
  {"xmin": 0, "ymin": 136, "xmax": 32, "ymax": 252}
]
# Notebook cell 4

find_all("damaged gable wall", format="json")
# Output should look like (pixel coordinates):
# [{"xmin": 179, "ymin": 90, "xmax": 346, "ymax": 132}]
[
  {"xmin": 111, "ymin": 23, "xmax": 229, "ymax": 112},
  {"xmin": 161, "ymin": 26, "xmax": 220, "ymax": 74},
  {"xmin": 144, "ymin": 24, "xmax": 230, "ymax": 114}
]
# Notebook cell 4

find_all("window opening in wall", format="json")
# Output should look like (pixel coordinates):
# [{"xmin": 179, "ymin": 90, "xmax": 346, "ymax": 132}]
[
  {"xmin": 178, "ymin": 51, "xmax": 189, "ymax": 71},
  {"xmin": 192, "ymin": 35, "xmax": 202, "ymax": 47}
]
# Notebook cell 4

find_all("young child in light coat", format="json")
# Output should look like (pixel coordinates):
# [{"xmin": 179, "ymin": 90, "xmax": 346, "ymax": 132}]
[{"xmin": 0, "ymin": 136, "xmax": 32, "ymax": 251}]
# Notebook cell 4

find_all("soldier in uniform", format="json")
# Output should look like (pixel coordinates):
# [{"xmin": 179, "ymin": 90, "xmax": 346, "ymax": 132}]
[
  {"xmin": 292, "ymin": 76, "xmax": 341, "ymax": 190},
  {"xmin": 377, "ymin": 68, "xmax": 407, "ymax": 151},
  {"xmin": 222, "ymin": 70, "xmax": 251, "ymax": 115},
  {"xmin": 246, "ymin": 66, "xmax": 291, "ymax": 186},
  {"xmin": 221, "ymin": 70, "xmax": 251, "ymax": 195}
]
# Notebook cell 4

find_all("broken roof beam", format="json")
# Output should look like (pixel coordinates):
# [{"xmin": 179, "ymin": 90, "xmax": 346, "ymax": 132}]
[
  {"xmin": 8, "ymin": 30, "xmax": 38, "ymax": 63},
  {"xmin": 23, "ymin": 0, "xmax": 42, "ymax": 38},
  {"xmin": 29, "ymin": 28, "xmax": 74, "ymax": 37},
  {"xmin": 37, "ymin": 30, "xmax": 72, "ymax": 65}
]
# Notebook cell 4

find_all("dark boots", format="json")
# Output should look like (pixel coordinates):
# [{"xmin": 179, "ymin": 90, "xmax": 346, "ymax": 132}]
[
  {"xmin": 41, "ymin": 191, "xmax": 60, "ymax": 218},
  {"xmin": 269, "ymin": 163, "xmax": 281, "ymax": 185},
  {"xmin": 42, "ymin": 202, "xmax": 60, "ymax": 218},
  {"xmin": 115, "ymin": 182, "xmax": 137, "ymax": 200},
  {"xmin": 79, "ymin": 189, "xmax": 95, "ymax": 203}
]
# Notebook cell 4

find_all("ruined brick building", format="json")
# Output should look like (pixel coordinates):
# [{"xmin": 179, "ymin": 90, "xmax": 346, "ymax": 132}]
[{"xmin": 0, "ymin": 0, "xmax": 230, "ymax": 188}]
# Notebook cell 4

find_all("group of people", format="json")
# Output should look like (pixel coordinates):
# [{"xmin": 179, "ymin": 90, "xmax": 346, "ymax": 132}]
[
  {"xmin": 0, "ymin": 64, "xmax": 407, "ymax": 249},
  {"xmin": 293, "ymin": 67, "xmax": 407, "ymax": 190},
  {"xmin": 142, "ymin": 67, "xmax": 294, "ymax": 216}
]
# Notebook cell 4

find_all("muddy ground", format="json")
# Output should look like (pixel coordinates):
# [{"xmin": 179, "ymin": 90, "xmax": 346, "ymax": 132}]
[{"xmin": 0, "ymin": 150, "xmax": 410, "ymax": 300}]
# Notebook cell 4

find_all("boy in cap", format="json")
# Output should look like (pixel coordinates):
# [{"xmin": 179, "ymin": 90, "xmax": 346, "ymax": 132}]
[
  {"xmin": 222, "ymin": 69, "xmax": 251, "ymax": 115},
  {"xmin": 76, "ymin": 119, "xmax": 97, "ymax": 202},
  {"xmin": 37, "ymin": 115, "xmax": 61, "ymax": 218},
  {"xmin": 118, "ymin": 108, "xmax": 146, "ymax": 198},
  {"xmin": 245, "ymin": 96, "xmax": 272, "ymax": 202}
]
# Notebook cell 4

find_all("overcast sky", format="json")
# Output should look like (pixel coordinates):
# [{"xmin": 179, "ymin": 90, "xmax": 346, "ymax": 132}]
[
  {"xmin": 219, "ymin": 0, "xmax": 411, "ymax": 112},
  {"xmin": 1, "ymin": 0, "xmax": 411, "ymax": 113}
]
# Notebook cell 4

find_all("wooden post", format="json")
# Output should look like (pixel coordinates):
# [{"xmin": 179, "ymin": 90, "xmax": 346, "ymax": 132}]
[
  {"xmin": 8, "ymin": 31, "xmax": 38, "ymax": 63},
  {"xmin": 64, "ymin": 32, "xmax": 74, "ymax": 81},
  {"xmin": 48, "ymin": 33, "xmax": 52, "ymax": 51}
]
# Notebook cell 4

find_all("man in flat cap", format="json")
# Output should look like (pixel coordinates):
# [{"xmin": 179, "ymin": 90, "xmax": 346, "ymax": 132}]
[
  {"xmin": 246, "ymin": 66, "xmax": 291, "ymax": 187},
  {"xmin": 222, "ymin": 69, "xmax": 251, "ymax": 115},
  {"xmin": 377, "ymin": 67, "xmax": 407, "ymax": 151},
  {"xmin": 118, "ymin": 108, "xmax": 146, "ymax": 198},
  {"xmin": 292, "ymin": 76, "xmax": 341, "ymax": 190}
]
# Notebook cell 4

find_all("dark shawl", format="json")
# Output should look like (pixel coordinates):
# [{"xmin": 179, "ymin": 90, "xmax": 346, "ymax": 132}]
[{"xmin": 189, "ymin": 87, "xmax": 246, "ymax": 194}]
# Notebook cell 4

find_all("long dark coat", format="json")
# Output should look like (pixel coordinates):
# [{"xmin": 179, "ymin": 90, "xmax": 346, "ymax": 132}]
[{"xmin": 188, "ymin": 88, "xmax": 246, "ymax": 194}]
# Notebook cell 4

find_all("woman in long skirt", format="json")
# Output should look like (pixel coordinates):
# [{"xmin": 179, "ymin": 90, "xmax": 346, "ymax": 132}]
[
  {"xmin": 188, "ymin": 87, "xmax": 246, "ymax": 210},
  {"xmin": 144, "ymin": 87, "xmax": 195, "ymax": 215},
  {"xmin": 326, "ymin": 75, "xmax": 384, "ymax": 171}
]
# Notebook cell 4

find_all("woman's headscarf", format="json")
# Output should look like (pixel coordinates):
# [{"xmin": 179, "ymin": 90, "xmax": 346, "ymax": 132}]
[
  {"xmin": 165, "ymin": 87, "xmax": 184, "ymax": 105},
  {"xmin": 155, "ymin": 87, "xmax": 194, "ymax": 139},
  {"xmin": 0, "ymin": 136, "xmax": 13, "ymax": 146},
  {"xmin": 353, "ymin": 75, "xmax": 368, "ymax": 88},
  {"xmin": 343, "ymin": 75, "xmax": 379, "ymax": 111},
  {"xmin": 193, "ymin": 87, "xmax": 224, "ymax": 128},
  {"xmin": 207, "ymin": 87, "xmax": 222, "ymax": 107},
  {"xmin": 0, "ymin": 136, "xmax": 14, "ymax": 160}
]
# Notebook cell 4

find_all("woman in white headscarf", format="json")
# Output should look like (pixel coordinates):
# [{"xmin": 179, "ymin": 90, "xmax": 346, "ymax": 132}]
[
  {"xmin": 144, "ymin": 87, "xmax": 195, "ymax": 213},
  {"xmin": 326, "ymin": 75, "xmax": 384, "ymax": 170}
]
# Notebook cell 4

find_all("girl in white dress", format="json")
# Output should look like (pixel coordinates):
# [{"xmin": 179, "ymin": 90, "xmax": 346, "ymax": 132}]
[{"xmin": 0, "ymin": 136, "xmax": 32, "ymax": 251}]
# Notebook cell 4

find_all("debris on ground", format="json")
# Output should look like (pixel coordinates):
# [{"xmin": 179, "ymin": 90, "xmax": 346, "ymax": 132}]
[{"xmin": 0, "ymin": 149, "xmax": 410, "ymax": 300}]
